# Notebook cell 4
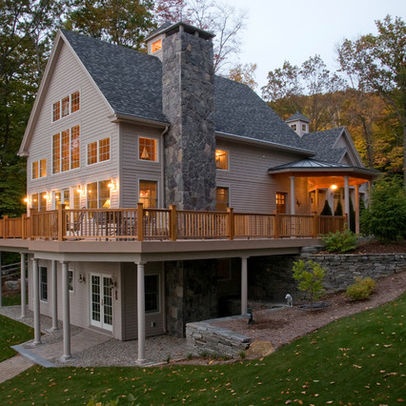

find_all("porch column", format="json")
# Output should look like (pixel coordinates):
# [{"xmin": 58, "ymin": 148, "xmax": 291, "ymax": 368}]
[
  {"xmin": 20, "ymin": 253, "xmax": 26, "ymax": 318},
  {"xmin": 355, "ymin": 185, "xmax": 360, "ymax": 234},
  {"xmin": 32, "ymin": 258, "xmax": 41, "ymax": 345},
  {"xmin": 241, "ymin": 256, "xmax": 249, "ymax": 315},
  {"xmin": 290, "ymin": 176, "xmax": 296, "ymax": 215},
  {"xmin": 136, "ymin": 261, "xmax": 146, "ymax": 364},
  {"xmin": 51, "ymin": 260, "xmax": 58, "ymax": 330},
  {"xmin": 61, "ymin": 261, "xmax": 71, "ymax": 360},
  {"xmin": 344, "ymin": 176, "xmax": 350, "ymax": 229}
]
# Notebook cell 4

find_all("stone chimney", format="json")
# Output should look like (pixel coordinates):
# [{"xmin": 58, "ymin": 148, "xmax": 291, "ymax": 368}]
[{"xmin": 146, "ymin": 22, "xmax": 217, "ymax": 210}]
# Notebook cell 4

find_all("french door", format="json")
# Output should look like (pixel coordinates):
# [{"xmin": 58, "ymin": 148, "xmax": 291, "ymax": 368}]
[{"xmin": 90, "ymin": 274, "xmax": 113, "ymax": 331}]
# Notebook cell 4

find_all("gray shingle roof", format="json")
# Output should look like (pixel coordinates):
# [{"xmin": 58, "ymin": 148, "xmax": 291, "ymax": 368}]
[
  {"xmin": 62, "ymin": 30, "xmax": 305, "ymax": 150},
  {"xmin": 286, "ymin": 112, "xmax": 310, "ymax": 123},
  {"xmin": 300, "ymin": 128, "xmax": 346, "ymax": 163}
]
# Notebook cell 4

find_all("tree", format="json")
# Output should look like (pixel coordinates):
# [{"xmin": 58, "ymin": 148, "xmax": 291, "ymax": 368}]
[
  {"xmin": 227, "ymin": 63, "xmax": 257, "ymax": 90},
  {"xmin": 338, "ymin": 15, "xmax": 406, "ymax": 187},
  {"xmin": 154, "ymin": 0, "xmax": 246, "ymax": 72},
  {"xmin": 64, "ymin": 0, "xmax": 156, "ymax": 50},
  {"xmin": 0, "ymin": 0, "xmax": 70, "ymax": 216}
]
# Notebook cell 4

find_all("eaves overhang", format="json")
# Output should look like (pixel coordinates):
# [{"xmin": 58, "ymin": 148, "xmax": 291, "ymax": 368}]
[
  {"xmin": 109, "ymin": 112, "xmax": 170, "ymax": 129},
  {"xmin": 216, "ymin": 131, "xmax": 314, "ymax": 157}
]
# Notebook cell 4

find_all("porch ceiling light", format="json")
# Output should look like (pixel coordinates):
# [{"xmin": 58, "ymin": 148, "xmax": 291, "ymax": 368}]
[{"xmin": 330, "ymin": 184, "xmax": 338, "ymax": 191}]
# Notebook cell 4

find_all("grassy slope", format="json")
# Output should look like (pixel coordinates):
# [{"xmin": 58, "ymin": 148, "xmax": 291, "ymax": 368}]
[{"xmin": 0, "ymin": 293, "xmax": 404, "ymax": 405}]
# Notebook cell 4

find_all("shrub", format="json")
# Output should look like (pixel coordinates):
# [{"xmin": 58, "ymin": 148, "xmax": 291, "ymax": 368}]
[
  {"xmin": 345, "ymin": 277, "xmax": 376, "ymax": 301},
  {"xmin": 292, "ymin": 259, "xmax": 326, "ymax": 306},
  {"xmin": 322, "ymin": 229, "xmax": 357, "ymax": 253}
]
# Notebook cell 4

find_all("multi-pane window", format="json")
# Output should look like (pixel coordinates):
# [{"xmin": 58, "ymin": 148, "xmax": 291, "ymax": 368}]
[
  {"xmin": 276, "ymin": 192, "xmax": 287, "ymax": 214},
  {"xmin": 151, "ymin": 39, "xmax": 162, "ymax": 53},
  {"xmin": 53, "ymin": 125, "xmax": 80, "ymax": 173},
  {"xmin": 145, "ymin": 274, "xmax": 159, "ymax": 313},
  {"xmin": 139, "ymin": 137, "xmax": 157, "ymax": 161},
  {"xmin": 55, "ymin": 189, "xmax": 70, "ymax": 208},
  {"xmin": 139, "ymin": 180, "xmax": 158, "ymax": 208},
  {"xmin": 32, "ymin": 159, "xmax": 47, "ymax": 179},
  {"xmin": 52, "ymin": 91, "xmax": 80, "ymax": 122},
  {"xmin": 216, "ymin": 187, "xmax": 229, "ymax": 211},
  {"xmin": 40, "ymin": 266, "xmax": 48, "ymax": 301},
  {"xmin": 87, "ymin": 138, "xmax": 110, "ymax": 165},
  {"xmin": 215, "ymin": 149, "xmax": 228, "ymax": 170}
]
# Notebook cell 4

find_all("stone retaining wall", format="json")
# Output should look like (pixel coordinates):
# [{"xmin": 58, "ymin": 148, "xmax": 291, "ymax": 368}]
[
  {"xmin": 306, "ymin": 253, "xmax": 406, "ymax": 292},
  {"xmin": 186, "ymin": 318, "xmax": 251, "ymax": 358}
]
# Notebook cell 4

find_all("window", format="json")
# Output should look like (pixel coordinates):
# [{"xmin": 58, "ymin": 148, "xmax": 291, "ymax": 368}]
[
  {"xmin": 55, "ymin": 189, "xmax": 70, "ymax": 208},
  {"xmin": 31, "ymin": 193, "xmax": 39, "ymax": 210},
  {"xmin": 32, "ymin": 159, "xmax": 47, "ymax": 179},
  {"xmin": 53, "ymin": 126, "xmax": 80, "ymax": 173},
  {"xmin": 216, "ymin": 187, "xmax": 229, "ymax": 211},
  {"xmin": 86, "ymin": 180, "xmax": 110, "ymax": 209},
  {"xmin": 276, "ymin": 192, "xmax": 287, "ymax": 214},
  {"xmin": 40, "ymin": 266, "xmax": 48, "ymax": 301},
  {"xmin": 139, "ymin": 137, "xmax": 157, "ymax": 161},
  {"xmin": 290, "ymin": 124, "xmax": 297, "ymax": 131},
  {"xmin": 302, "ymin": 124, "xmax": 307, "ymax": 132},
  {"xmin": 32, "ymin": 161, "xmax": 39, "ymax": 179},
  {"xmin": 52, "ymin": 91, "xmax": 80, "ymax": 122},
  {"xmin": 151, "ymin": 39, "xmax": 162, "ymax": 53},
  {"xmin": 139, "ymin": 180, "xmax": 157, "ymax": 208},
  {"xmin": 68, "ymin": 270, "xmax": 74, "ymax": 292},
  {"xmin": 215, "ymin": 149, "xmax": 228, "ymax": 170},
  {"xmin": 145, "ymin": 274, "xmax": 159, "ymax": 313},
  {"xmin": 87, "ymin": 138, "xmax": 110, "ymax": 165}
]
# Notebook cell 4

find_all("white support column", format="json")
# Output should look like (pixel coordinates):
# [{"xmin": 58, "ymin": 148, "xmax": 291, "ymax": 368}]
[
  {"xmin": 290, "ymin": 176, "xmax": 296, "ymax": 215},
  {"xmin": 20, "ymin": 253, "xmax": 26, "ymax": 318},
  {"xmin": 241, "ymin": 256, "xmax": 248, "ymax": 315},
  {"xmin": 344, "ymin": 176, "xmax": 350, "ymax": 229},
  {"xmin": 355, "ymin": 185, "xmax": 360, "ymax": 234},
  {"xmin": 51, "ymin": 260, "xmax": 58, "ymax": 330},
  {"xmin": 61, "ymin": 261, "xmax": 71, "ymax": 360},
  {"xmin": 32, "ymin": 258, "xmax": 41, "ymax": 345},
  {"xmin": 136, "ymin": 262, "xmax": 146, "ymax": 364}
]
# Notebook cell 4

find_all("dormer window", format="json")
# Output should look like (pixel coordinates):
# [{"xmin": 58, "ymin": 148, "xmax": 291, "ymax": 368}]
[{"xmin": 151, "ymin": 39, "xmax": 162, "ymax": 53}]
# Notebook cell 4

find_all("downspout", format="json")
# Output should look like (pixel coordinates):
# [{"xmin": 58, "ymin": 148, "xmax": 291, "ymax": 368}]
[{"xmin": 160, "ymin": 125, "xmax": 169, "ymax": 207}]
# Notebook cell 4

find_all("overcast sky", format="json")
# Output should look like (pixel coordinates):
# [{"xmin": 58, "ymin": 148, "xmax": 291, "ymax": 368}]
[{"xmin": 222, "ymin": 0, "xmax": 405, "ymax": 90}]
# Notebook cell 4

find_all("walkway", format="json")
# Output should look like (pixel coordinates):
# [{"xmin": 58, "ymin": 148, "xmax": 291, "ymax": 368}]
[{"xmin": 0, "ymin": 306, "xmax": 189, "ymax": 383}]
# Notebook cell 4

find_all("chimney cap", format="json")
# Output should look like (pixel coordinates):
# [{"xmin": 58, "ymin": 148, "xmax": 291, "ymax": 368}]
[{"xmin": 145, "ymin": 21, "xmax": 215, "ymax": 42}]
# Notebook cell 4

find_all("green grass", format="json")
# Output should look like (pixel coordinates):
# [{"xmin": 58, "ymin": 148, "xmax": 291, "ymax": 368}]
[
  {"xmin": 0, "ymin": 294, "xmax": 405, "ymax": 405},
  {"xmin": 1, "ymin": 293, "xmax": 22, "ymax": 306},
  {"xmin": 0, "ymin": 314, "xmax": 33, "ymax": 362}
]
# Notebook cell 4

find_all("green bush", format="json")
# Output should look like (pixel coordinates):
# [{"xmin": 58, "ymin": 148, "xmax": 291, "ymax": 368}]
[
  {"xmin": 361, "ymin": 176, "xmax": 406, "ymax": 242},
  {"xmin": 292, "ymin": 259, "xmax": 326, "ymax": 306},
  {"xmin": 345, "ymin": 277, "xmax": 376, "ymax": 301},
  {"xmin": 321, "ymin": 229, "xmax": 357, "ymax": 253}
]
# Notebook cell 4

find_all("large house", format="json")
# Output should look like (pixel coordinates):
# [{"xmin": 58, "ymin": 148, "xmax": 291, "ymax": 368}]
[{"xmin": 0, "ymin": 22, "xmax": 376, "ymax": 363}]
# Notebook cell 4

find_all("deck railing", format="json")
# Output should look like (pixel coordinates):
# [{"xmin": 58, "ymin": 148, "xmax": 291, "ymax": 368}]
[{"xmin": 0, "ymin": 204, "xmax": 346, "ymax": 242}]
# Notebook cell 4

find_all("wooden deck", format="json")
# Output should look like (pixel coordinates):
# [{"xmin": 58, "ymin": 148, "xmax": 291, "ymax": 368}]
[{"xmin": 0, "ymin": 204, "xmax": 345, "ymax": 242}]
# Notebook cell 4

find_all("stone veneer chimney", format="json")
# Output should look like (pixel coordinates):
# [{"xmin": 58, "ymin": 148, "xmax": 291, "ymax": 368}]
[{"xmin": 147, "ymin": 22, "xmax": 217, "ymax": 210}]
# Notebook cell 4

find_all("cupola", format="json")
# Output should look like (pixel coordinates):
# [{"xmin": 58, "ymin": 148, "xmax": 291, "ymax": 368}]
[{"xmin": 286, "ymin": 112, "xmax": 310, "ymax": 137}]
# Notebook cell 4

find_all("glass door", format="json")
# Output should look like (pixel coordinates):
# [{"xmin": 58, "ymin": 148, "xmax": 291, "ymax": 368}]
[{"xmin": 90, "ymin": 274, "xmax": 113, "ymax": 331}]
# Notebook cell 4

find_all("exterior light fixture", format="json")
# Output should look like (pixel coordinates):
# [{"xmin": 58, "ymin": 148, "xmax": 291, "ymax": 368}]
[{"xmin": 330, "ymin": 184, "xmax": 338, "ymax": 191}]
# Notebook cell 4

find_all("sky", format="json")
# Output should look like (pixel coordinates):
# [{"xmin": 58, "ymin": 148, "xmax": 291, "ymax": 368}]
[{"xmin": 222, "ymin": 0, "xmax": 405, "ymax": 90}]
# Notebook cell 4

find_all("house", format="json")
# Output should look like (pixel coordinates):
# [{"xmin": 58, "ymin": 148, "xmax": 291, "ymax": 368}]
[{"xmin": 0, "ymin": 22, "xmax": 376, "ymax": 363}]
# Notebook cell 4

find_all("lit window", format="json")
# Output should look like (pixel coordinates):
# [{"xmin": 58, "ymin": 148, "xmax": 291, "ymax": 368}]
[
  {"xmin": 71, "ymin": 125, "xmax": 80, "ymax": 169},
  {"xmin": 31, "ymin": 193, "xmax": 39, "ymax": 210},
  {"xmin": 99, "ymin": 138, "xmax": 110, "ymax": 162},
  {"xmin": 139, "ymin": 180, "xmax": 157, "ymax": 208},
  {"xmin": 139, "ymin": 137, "xmax": 157, "ymax": 161},
  {"xmin": 32, "ymin": 161, "xmax": 39, "ymax": 179},
  {"xmin": 40, "ymin": 159, "xmax": 47, "ymax": 177},
  {"xmin": 151, "ymin": 39, "xmax": 162, "ymax": 53},
  {"xmin": 216, "ymin": 187, "xmax": 229, "ymax": 211},
  {"xmin": 53, "ymin": 126, "xmax": 80, "ymax": 173},
  {"xmin": 86, "ymin": 180, "xmax": 110, "ymax": 209},
  {"xmin": 52, "ymin": 101, "xmax": 60, "ymax": 121},
  {"xmin": 40, "ymin": 267, "xmax": 48, "ymax": 301},
  {"xmin": 276, "ymin": 192, "xmax": 287, "ymax": 214},
  {"xmin": 215, "ymin": 149, "xmax": 228, "ymax": 170},
  {"xmin": 61, "ymin": 96, "xmax": 70, "ymax": 117},
  {"xmin": 61, "ymin": 129, "xmax": 70, "ymax": 171},
  {"xmin": 52, "ymin": 133, "xmax": 61, "ymax": 174},
  {"xmin": 87, "ymin": 182, "xmax": 97, "ymax": 209},
  {"xmin": 71, "ymin": 91, "xmax": 80, "ymax": 113},
  {"xmin": 145, "ymin": 274, "xmax": 159, "ymax": 313},
  {"xmin": 87, "ymin": 142, "xmax": 97, "ymax": 165}
]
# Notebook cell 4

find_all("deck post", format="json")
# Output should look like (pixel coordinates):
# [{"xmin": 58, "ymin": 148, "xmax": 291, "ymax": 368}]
[
  {"xmin": 137, "ymin": 203, "xmax": 144, "ymax": 241},
  {"xmin": 51, "ymin": 260, "xmax": 58, "ymax": 330},
  {"xmin": 355, "ymin": 185, "xmax": 360, "ymax": 234},
  {"xmin": 169, "ymin": 205, "xmax": 177, "ymax": 241},
  {"xmin": 61, "ymin": 261, "xmax": 71, "ymax": 360},
  {"xmin": 241, "ymin": 256, "xmax": 249, "ymax": 315},
  {"xmin": 136, "ymin": 261, "xmax": 146, "ymax": 364},
  {"xmin": 20, "ymin": 253, "xmax": 26, "ymax": 318},
  {"xmin": 227, "ymin": 207, "xmax": 234, "ymax": 240},
  {"xmin": 57, "ymin": 204, "xmax": 65, "ymax": 241},
  {"xmin": 32, "ymin": 258, "xmax": 41, "ymax": 345}
]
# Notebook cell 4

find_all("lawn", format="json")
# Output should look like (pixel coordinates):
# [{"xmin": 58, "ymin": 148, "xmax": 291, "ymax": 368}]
[
  {"xmin": 0, "ymin": 294, "xmax": 405, "ymax": 405},
  {"xmin": 0, "ymin": 314, "xmax": 33, "ymax": 362}
]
